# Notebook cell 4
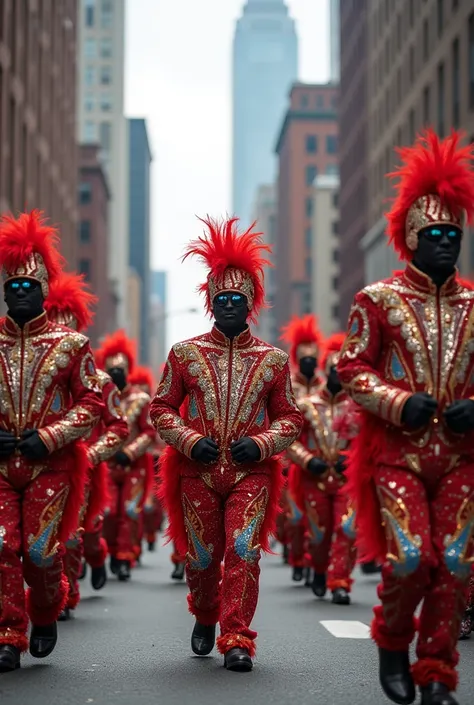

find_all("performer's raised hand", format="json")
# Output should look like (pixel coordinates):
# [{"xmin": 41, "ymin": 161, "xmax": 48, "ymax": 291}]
[
  {"xmin": 401, "ymin": 392, "xmax": 437, "ymax": 429},
  {"xmin": 307, "ymin": 457, "xmax": 328, "ymax": 475},
  {"xmin": 444, "ymin": 399, "xmax": 474, "ymax": 433},
  {"xmin": 230, "ymin": 438, "xmax": 261, "ymax": 464},
  {"xmin": 113, "ymin": 450, "xmax": 131, "ymax": 467},
  {"xmin": 18, "ymin": 429, "xmax": 49, "ymax": 460},
  {"xmin": 0, "ymin": 430, "xmax": 17, "ymax": 458},
  {"xmin": 191, "ymin": 437, "xmax": 220, "ymax": 464}
]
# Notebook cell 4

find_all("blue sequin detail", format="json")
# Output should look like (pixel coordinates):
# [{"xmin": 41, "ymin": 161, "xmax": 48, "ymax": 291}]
[
  {"xmin": 51, "ymin": 390, "xmax": 62, "ymax": 413},
  {"xmin": 255, "ymin": 408, "xmax": 265, "ymax": 426},
  {"xmin": 390, "ymin": 351, "xmax": 405, "ymax": 381},
  {"xmin": 87, "ymin": 360, "xmax": 95, "ymax": 375},
  {"xmin": 350, "ymin": 318, "xmax": 359, "ymax": 335},
  {"xmin": 234, "ymin": 513, "xmax": 262, "ymax": 563},
  {"xmin": 29, "ymin": 522, "xmax": 56, "ymax": 567},
  {"xmin": 384, "ymin": 513, "xmax": 420, "ymax": 576},
  {"xmin": 125, "ymin": 491, "xmax": 143, "ymax": 520},
  {"xmin": 342, "ymin": 510, "xmax": 356, "ymax": 540},
  {"xmin": 189, "ymin": 396, "xmax": 198, "ymax": 419},
  {"xmin": 288, "ymin": 497, "xmax": 303, "ymax": 525},
  {"xmin": 444, "ymin": 519, "xmax": 474, "ymax": 579},
  {"xmin": 186, "ymin": 525, "xmax": 213, "ymax": 570},
  {"xmin": 308, "ymin": 516, "xmax": 325, "ymax": 545}
]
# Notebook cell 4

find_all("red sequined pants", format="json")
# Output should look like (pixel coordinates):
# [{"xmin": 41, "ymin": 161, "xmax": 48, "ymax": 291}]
[
  {"xmin": 143, "ymin": 498, "xmax": 163, "ymax": 544},
  {"xmin": 103, "ymin": 468, "xmax": 146, "ymax": 562},
  {"xmin": 182, "ymin": 473, "xmax": 271, "ymax": 657},
  {"xmin": 285, "ymin": 491, "xmax": 306, "ymax": 567},
  {"xmin": 372, "ymin": 463, "xmax": 474, "ymax": 691},
  {"xmin": 0, "ymin": 470, "xmax": 70, "ymax": 652}
]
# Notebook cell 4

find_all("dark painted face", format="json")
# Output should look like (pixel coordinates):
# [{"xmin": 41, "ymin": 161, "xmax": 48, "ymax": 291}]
[
  {"xmin": 4, "ymin": 278, "xmax": 44, "ymax": 322},
  {"xmin": 212, "ymin": 291, "xmax": 248, "ymax": 331},
  {"xmin": 413, "ymin": 224, "xmax": 462, "ymax": 276},
  {"xmin": 299, "ymin": 356, "xmax": 317, "ymax": 379},
  {"xmin": 107, "ymin": 367, "xmax": 127, "ymax": 391},
  {"xmin": 326, "ymin": 364, "xmax": 342, "ymax": 395}
]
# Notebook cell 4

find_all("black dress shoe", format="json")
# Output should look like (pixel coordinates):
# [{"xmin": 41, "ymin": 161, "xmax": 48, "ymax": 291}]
[
  {"xmin": 0, "ymin": 645, "xmax": 20, "ymax": 672},
  {"xmin": 58, "ymin": 607, "xmax": 71, "ymax": 622},
  {"xmin": 109, "ymin": 556, "xmax": 119, "ymax": 575},
  {"xmin": 91, "ymin": 565, "xmax": 107, "ymax": 590},
  {"xmin": 304, "ymin": 567, "xmax": 312, "ymax": 586},
  {"xmin": 332, "ymin": 587, "xmax": 351, "ymax": 605},
  {"xmin": 29, "ymin": 622, "xmax": 58, "ymax": 659},
  {"xmin": 117, "ymin": 560, "xmax": 131, "ymax": 581},
  {"xmin": 191, "ymin": 621, "xmax": 216, "ymax": 656},
  {"xmin": 148, "ymin": 541, "xmax": 156, "ymax": 552},
  {"xmin": 292, "ymin": 566, "xmax": 304, "ymax": 582},
  {"xmin": 171, "ymin": 562, "xmax": 185, "ymax": 580},
  {"xmin": 378, "ymin": 647, "xmax": 416, "ymax": 704},
  {"xmin": 420, "ymin": 683, "xmax": 458, "ymax": 705},
  {"xmin": 224, "ymin": 647, "xmax": 253, "ymax": 672},
  {"xmin": 79, "ymin": 560, "xmax": 87, "ymax": 581},
  {"xmin": 311, "ymin": 573, "xmax": 327, "ymax": 598},
  {"xmin": 361, "ymin": 560, "xmax": 382, "ymax": 575}
]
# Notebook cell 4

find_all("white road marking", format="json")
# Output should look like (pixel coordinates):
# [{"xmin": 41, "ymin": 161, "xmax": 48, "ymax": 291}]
[{"xmin": 320, "ymin": 620, "xmax": 371, "ymax": 639}]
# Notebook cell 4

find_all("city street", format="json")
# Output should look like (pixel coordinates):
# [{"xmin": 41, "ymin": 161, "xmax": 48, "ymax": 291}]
[{"xmin": 2, "ymin": 546, "xmax": 473, "ymax": 705}]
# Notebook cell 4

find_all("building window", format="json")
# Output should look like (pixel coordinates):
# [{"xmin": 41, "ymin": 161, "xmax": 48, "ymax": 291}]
[
  {"xmin": 100, "ymin": 66, "xmax": 112, "ymax": 85},
  {"xmin": 305, "ymin": 197, "xmax": 313, "ymax": 218},
  {"xmin": 316, "ymin": 94, "xmax": 324, "ymax": 109},
  {"xmin": 85, "ymin": 0, "xmax": 95, "ymax": 27},
  {"xmin": 305, "ymin": 257, "xmax": 312, "ymax": 279},
  {"xmin": 331, "ymin": 304, "xmax": 340, "ymax": 320},
  {"xmin": 85, "ymin": 39, "xmax": 96, "ymax": 58},
  {"xmin": 300, "ymin": 94, "xmax": 309, "ymax": 108},
  {"xmin": 79, "ymin": 259, "xmax": 92, "ymax": 281},
  {"xmin": 306, "ymin": 135, "xmax": 317, "ymax": 153},
  {"xmin": 437, "ymin": 61, "xmax": 445, "ymax": 137},
  {"xmin": 326, "ymin": 135, "xmax": 337, "ymax": 154},
  {"xmin": 100, "ymin": 38, "xmax": 112, "ymax": 58},
  {"xmin": 85, "ymin": 66, "xmax": 95, "ymax": 86},
  {"xmin": 306, "ymin": 165, "xmax": 318, "ymax": 186},
  {"xmin": 423, "ymin": 85, "xmax": 430, "ymax": 124},
  {"xmin": 437, "ymin": 0, "xmax": 444, "ymax": 38},
  {"xmin": 79, "ymin": 183, "xmax": 92, "ymax": 205},
  {"xmin": 469, "ymin": 13, "xmax": 474, "ymax": 109},
  {"xmin": 84, "ymin": 93, "xmax": 95, "ymax": 112},
  {"xmin": 100, "ymin": 93, "xmax": 112, "ymax": 111},
  {"xmin": 305, "ymin": 227, "xmax": 312, "ymax": 248},
  {"xmin": 99, "ymin": 122, "xmax": 112, "ymax": 152},
  {"xmin": 453, "ymin": 37, "xmax": 460, "ymax": 128},
  {"xmin": 332, "ymin": 248, "xmax": 339, "ymax": 263},
  {"xmin": 332, "ymin": 221, "xmax": 339, "ymax": 235},
  {"xmin": 332, "ymin": 192, "xmax": 338, "ymax": 209},
  {"xmin": 423, "ymin": 19, "xmax": 429, "ymax": 61},
  {"xmin": 101, "ymin": 0, "xmax": 113, "ymax": 28},
  {"xmin": 84, "ymin": 121, "xmax": 96, "ymax": 142},
  {"xmin": 326, "ymin": 164, "xmax": 339, "ymax": 176},
  {"xmin": 332, "ymin": 276, "xmax": 339, "ymax": 291},
  {"xmin": 79, "ymin": 220, "xmax": 91, "ymax": 243},
  {"xmin": 331, "ymin": 94, "xmax": 337, "ymax": 109}
]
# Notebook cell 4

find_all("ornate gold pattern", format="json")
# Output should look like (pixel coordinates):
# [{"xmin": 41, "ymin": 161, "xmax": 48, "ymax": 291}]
[
  {"xmin": 208, "ymin": 267, "xmax": 255, "ymax": 307},
  {"xmin": 406, "ymin": 194, "xmax": 464, "ymax": 251},
  {"xmin": 3, "ymin": 252, "xmax": 50, "ymax": 296}
]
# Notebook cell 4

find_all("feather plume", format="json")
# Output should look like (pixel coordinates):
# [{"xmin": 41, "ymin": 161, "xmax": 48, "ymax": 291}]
[
  {"xmin": 280, "ymin": 314, "xmax": 324, "ymax": 367},
  {"xmin": 44, "ymin": 271, "xmax": 97, "ymax": 332}
]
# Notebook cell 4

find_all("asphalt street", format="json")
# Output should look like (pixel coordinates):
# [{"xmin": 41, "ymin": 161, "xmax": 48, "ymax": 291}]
[{"xmin": 1, "ymin": 544, "xmax": 473, "ymax": 705}]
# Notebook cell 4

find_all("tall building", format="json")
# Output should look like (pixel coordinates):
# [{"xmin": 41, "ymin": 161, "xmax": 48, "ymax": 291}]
[
  {"xmin": 329, "ymin": 0, "xmax": 340, "ymax": 83},
  {"xmin": 150, "ymin": 271, "xmax": 167, "ymax": 371},
  {"xmin": 128, "ymin": 118, "xmax": 152, "ymax": 363},
  {"xmin": 338, "ymin": 0, "xmax": 369, "ymax": 323},
  {"xmin": 0, "ymin": 0, "xmax": 78, "ymax": 264},
  {"xmin": 77, "ymin": 0, "xmax": 129, "ymax": 327},
  {"xmin": 311, "ymin": 174, "xmax": 340, "ymax": 336},
  {"xmin": 274, "ymin": 83, "xmax": 339, "ymax": 332},
  {"xmin": 232, "ymin": 0, "xmax": 298, "ymax": 228},
  {"xmin": 251, "ymin": 184, "xmax": 277, "ymax": 345},
  {"xmin": 362, "ymin": 0, "xmax": 474, "ymax": 282},
  {"xmin": 78, "ymin": 144, "xmax": 116, "ymax": 345}
]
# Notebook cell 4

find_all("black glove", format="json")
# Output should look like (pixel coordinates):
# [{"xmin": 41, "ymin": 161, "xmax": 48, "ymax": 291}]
[
  {"xmin": 444, "ymin": 399, "xmax": 474, "ymax": 434},
  {"xmin": 335, "ymin": 456, "xmax": 347, "ymax": 474},
  {"xmin": 18, "ymin": 429, "xmax": 49, "ymax": 460},
  {"xmin": 307, "ymin": 457, "xmax": 328, "ymax": 475},
  {"xmin": 191, "ymin": 437, "xmax": 220, "ymax": 464},
  {"xmin": 401, "ymin": 393, "xmax": 437, "ymax": 430},
  {"xmin": 230, "ymin": 437, "xmax": 261, "ymax": 464},
  {"xmin": 113, "ymin": 450, "xmax": 131, "ymax": 467},
  {"xmin": 0, "ymin": 430, "xmax": 17, "ymax": 458}
]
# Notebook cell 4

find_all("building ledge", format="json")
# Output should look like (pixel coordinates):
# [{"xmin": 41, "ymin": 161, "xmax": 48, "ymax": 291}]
[{"xmin": 275, "ymin": 110, "xmax": 338, "ymax": 154}]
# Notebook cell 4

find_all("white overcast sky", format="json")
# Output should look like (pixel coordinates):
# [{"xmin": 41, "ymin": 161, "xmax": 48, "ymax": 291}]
[{"xmin": 125, "ymin": 0, "xmax": 330, "ymax": 352}]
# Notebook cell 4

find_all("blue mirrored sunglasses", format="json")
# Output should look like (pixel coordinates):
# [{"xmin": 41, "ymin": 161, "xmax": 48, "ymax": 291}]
[{"xmin": 215, "ymin": 293, "xmax": 245, "ymax": 307}]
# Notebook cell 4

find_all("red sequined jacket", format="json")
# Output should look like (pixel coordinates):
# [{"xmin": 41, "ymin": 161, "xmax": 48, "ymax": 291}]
[
  {"xmin": 0, "ymin": 313, "xmax": 103, "ymax": 476},
  {"xmin": 87, "ymin": 369, "xmax": 129, "ymax": 467},
  {"xmin": 150, "ymin": 326, "xmax": 303, "ymax": 488},
  {"xmin": 111, "ymin": 384, "xmax": 154, "ymax": 471},
  {"xmin": 291, "ymin": 371, "xmax": 324, "ymax": 401},
  {"xmin": 337, "ymin": 264, "xmax": 474, "ymax": 473}
]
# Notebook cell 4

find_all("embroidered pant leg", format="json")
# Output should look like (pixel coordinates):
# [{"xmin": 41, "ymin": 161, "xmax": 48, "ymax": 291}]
[
  {"xmin": 276, "ymin": 486, "xmax": 289, "ymax": 544},
  {"xmin": 103, "ymin": 474, "xmax": 120, "ymax": 558},
  {"xmin": 22, "ymin": 471, "xmax": 70, "ymax": 626},
  {"xmin": 181, "ymin": 476, "xmax": 225, "ymax": 625},
  {"xmin": 0, "ymin": 477, "xmax": 28, "ymax": 651},
  {"xmin": 143, "ymin": 501, "xmax": 158, "ymax": 543},
  {"xmin": 412, "ymin": 463, "xmax": 474, "ymax": 691},
  {"xmin": 286, "ymin": 491, "xmax": 306, "ymax": 567},
  {"xmin": 304, "ymin": 485, "xmax": 334, "ymax": 574},
  {"xmin": 217, "ymin": 474, "xmax": 272, "ymax": 657},
  {"xmin": 327, "ymin": 492, "xmax": 357, "ymax": 592},
  {"xmin": 63, "ymin": 536, "xmax": 83, "ymax": 609},
  {"xmin": 116, "ymin": 470, "xmax": 145, "ymax": 562},
  {"xmin": 372, "ymin": 466, "xmax": 435, "ymax": 651}
]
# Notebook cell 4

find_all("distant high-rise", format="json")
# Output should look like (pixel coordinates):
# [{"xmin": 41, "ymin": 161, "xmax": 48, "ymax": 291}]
[
  {"xmin": 329, "ymin": 0, "xmax": 340, "ymax": 83},
  {"xmin": 232, "ymin": 0, "xmax": 298, "ymax": 227}
]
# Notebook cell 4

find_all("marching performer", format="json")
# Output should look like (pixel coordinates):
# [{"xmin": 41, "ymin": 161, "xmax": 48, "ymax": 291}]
[
  {"xmin": 338, "ymin": 129, "xmax": 474, "ymax": 705},
  {"xmin": 44, "ymin": 272, "xmax": 129, "ymax": 618},
  {"xmin": 151, "ymin": 217, "xmax": 302, "ymax": 671},
  {"xmin": 0, "ymin": 211, "xmax": 103, "ymax": 671},
  {"xmin": 97, "ymin": 331, "xmax": 155, "ymax": 581}
]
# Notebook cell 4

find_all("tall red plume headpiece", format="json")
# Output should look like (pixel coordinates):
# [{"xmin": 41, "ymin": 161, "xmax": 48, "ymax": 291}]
[
  {"xmin": 386, "ymin": 129, "xmax": 474, "ymax": 260},
  {"xmin": 0, "ymin": 210, "xmax": 64, "ymax": 296},
  {"xmin": 321, "ymin": 332, "xmax": 347, "ymax": 373},
  {"xmin": 182, "ymin": 216, "xmax": 272, "ymax": 323},
  {"xmin": 128, "ymin": 366, "xmax": 155, "ymax": 393},
  {"xmin": 44, "ymin": 272, "xmax": 97, "ymax": 332},
  {"xmin": 97, "ymin": 329, "xmax": 136, "ymax": 374},
  {"xmin": 280, "ymin": 314, "xmax": 324, "ymax": 367}
]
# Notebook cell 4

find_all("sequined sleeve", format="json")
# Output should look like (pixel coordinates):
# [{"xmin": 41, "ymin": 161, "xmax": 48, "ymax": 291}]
[
  {"xmin": 38, "ymin": 341, "xmax": 104, "ymax": 453},
  {"xmin": 88, "ymin": 377, "xmax": 129, "ymax": 466},
  {"xmin": 337, "ymin": 291, "xmax": 412, "ymax": 426},
  {"xmin": 123, "ymin": 398, "xmax": 155, "ymax": 462},
  {"xmin": 150, "ymin": 348, "xmax": 205, "ymax": 458},
  {"xmin": 250, "ymin": 361, "xmax": 303, "ymax": 461},
  {"xmin": 287, "ymin": 440, "xmax": 313, "ymax": 469}
]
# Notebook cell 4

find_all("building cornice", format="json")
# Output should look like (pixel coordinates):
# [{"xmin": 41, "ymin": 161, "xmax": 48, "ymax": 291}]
[{"xmin": 275, "ymin": 110, "xmax": 338, "ymax": 154}]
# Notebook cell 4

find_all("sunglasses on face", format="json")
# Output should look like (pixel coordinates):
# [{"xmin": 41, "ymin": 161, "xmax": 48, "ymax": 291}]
[
  {"xmin": 7, "ymin": 280, "xmax": 37, "ymax": 292},
  {"xmin": 215, "ymin": 293, "xmax": 246, "ymax": 308},
  {"xmin": 424, "ymin": 227, "xmax": 462, "ymax": 242}
]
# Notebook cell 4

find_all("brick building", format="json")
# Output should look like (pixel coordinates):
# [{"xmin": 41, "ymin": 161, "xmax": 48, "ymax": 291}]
[
  {"xmin": 0, "ymin": 0, "xmax": 78, "ymax": 264},
  {"xmin": 274, "ymin": 83, "xmax": 338, "ymax": 332}
]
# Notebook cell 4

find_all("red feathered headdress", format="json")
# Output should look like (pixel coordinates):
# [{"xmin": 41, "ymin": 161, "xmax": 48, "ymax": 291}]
[
  {"xmin": 0, "ymin": 210, "xmax": 64, "ymax": 296},
  {"xmin": 44, "ymin": 272, "xmax": 97, "ymax": 332},
  {"xmin": 97, "ymin": 329, "xmax": 136, "ymax": 374},
  {"xmin": 128, "ymin": 366, "xmax": 155, "ymax": 393},
  {"xmin": 280, "ymin": 314, "xmax": 324, "ymax": 367},
  {"xmin": 182, "ymin": 216, "xmax": 271, "ymax": 323},
  {"xmin": 321, "ymin": 332, "xmax": 346, "ymax": 373},
  {"xmin": 386, "ymin": 129, "xmax": 474, "ymax": 260}
]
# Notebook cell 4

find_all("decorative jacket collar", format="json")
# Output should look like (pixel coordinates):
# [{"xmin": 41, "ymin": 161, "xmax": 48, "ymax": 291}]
[
  {"xmin": 404, "ymin": 262, "xmax": 459, "ymax": 296},
  {"xmin": 210, "ymin": 324, "xmax": 253, "ymax": 348},
  {"xmin": 3, "ymin": 311, "xmax": 50, "ymax": 337}
]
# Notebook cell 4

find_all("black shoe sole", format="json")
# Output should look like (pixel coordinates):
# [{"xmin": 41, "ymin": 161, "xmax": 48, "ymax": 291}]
[
  {"xmin": 29, "ymin": 641, "xmax": 57, "ymax": 659},
  {"xmin": 225, "ymin": 659, "xmax": 253, "ymax": 672},
  {"xmin": 191, "ymin": 643, "xmax": 215, "ymax": 656},
  {"xmin": 0, "ymin": 662, "xmax": 20, "ymax": 672}
]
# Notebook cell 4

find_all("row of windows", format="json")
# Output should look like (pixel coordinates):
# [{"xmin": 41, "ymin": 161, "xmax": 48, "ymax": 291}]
[
  {"xmin": 305, "ymin": 134, "xmax": 338, "ymax": 155},
  {"xmin": 84, "ymin": 92, "xmax": 113, "ymax": 113},
  {"xmin": 79, "ymin": 220, "xmax": 91, "ymax": 243},
  {"xmin": 84, "ymin": 37, "xmax": 113, "ymax": 59},
  {"xmin": 85, "ymin": 0, "xmax": 113, "ymax": 29},
  {"xmin": 305, "ymin": 163, "xmax": 339, "ymax": 186},
  {"xmin": 84, "ymin": 65, "xmax": 112, "ymax": 87},
  {"xmin": 79, "ymin": 258, "xmax": 92, "ymax": 280},
  {"xmin": 83, "ymin": 120, "xmax": 112, "ymax": 151},
  {"xmin": 299, "ymin": 93, "xmax": 338, "ymax": 111}
]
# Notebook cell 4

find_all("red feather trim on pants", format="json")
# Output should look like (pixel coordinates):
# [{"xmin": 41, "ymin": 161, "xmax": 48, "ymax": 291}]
[
  {"xmin": 57, "ymin": 441, "xmax": 89, "ymax": 544},
  {"xmin": 84, "ymin": 461, "xmax": 110, "ymax": 533}
]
